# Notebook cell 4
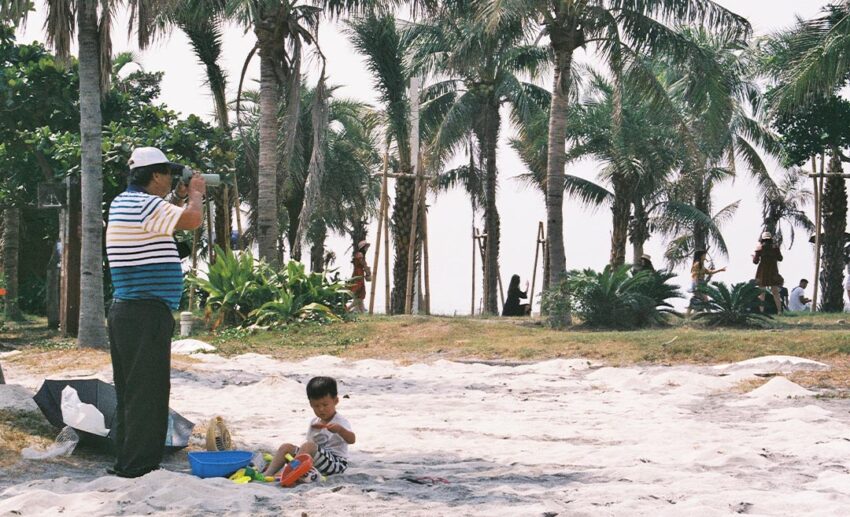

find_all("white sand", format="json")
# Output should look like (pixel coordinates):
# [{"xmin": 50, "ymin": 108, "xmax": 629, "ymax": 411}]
[{"xmin": 1, "ymin": 353, "xmax": 849, "ymax": 516}]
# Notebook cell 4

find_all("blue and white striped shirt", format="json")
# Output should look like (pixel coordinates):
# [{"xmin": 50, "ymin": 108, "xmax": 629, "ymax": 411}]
[{"xmin": 106, "ymin": 185, "xmax": 185, "ymax": 310}]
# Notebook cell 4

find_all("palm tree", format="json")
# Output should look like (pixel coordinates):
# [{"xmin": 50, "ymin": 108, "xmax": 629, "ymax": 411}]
[
  {"xmin": 346, "ymin": 12, "xmax": 414, "ymax": 314},
  {"xmin": 3, "ymin": 1, "xmax": 172, "ymax": 347},
  {"xmin": 410, "ymin": 1, "xmax": 550, "ymax": 314},
  {"xmin": 479, "ymin": 0, "xmax": 750, "ymax": 322},
  {"xmin": 650, "ymin": 28, "xmax": 784, "ymax": 268}
]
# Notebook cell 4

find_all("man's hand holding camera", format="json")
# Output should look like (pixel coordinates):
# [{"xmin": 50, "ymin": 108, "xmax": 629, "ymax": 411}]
[{"xmin": 174, "ymin": 170, "xmax": 206, "ymax": 231}]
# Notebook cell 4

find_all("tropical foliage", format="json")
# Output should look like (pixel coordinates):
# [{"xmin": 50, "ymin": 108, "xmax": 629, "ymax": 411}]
[
  {"xmin": 189, "ymin": 246, "xmax": 351, "ymax": 329},
  {"xmin": 692, "ymin": 281, "xmax": 772, "ymax": 327},
  {"xmin": 542, "ymin": 266, "xmax": 681, "ymax": 330}
]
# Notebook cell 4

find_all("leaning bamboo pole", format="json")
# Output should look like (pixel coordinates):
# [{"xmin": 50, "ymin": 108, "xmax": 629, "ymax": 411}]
[
  {"xmin": 811, "ymin": 156, "xmax": 819, "ymax": 311},
  {"xmin": 471, "ymin": 217, "xmax": 476, "ymax": 315},
  {"xmin": 529, "ymin": 222, "xmax": 545, "ymax": 310},
  {"xmin": 369, "ymin": 149, "xmax": 390, "ymax": 314},
  {"xmin": 422, "ymin": 194, "xmax": 431, "ymax": 315},
  {"xmin": 383, "ymin": 194, "xmax": 391, "ymax": 314},
  {"xmin": 404, "ymin": 169, "xmax": 422, "ymax": 314}
]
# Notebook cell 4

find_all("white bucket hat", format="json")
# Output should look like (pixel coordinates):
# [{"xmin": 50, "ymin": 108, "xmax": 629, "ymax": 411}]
[
  {"xmin": 641, "ymin": 254, "xmax": 652, "ymax": 261},
  {"xmin": 357, "ymin": 240, "xmax": 370, "ymax": 251},
  {"xmin": 760, "ymin": 231, "xmax": 773, "ymax": 240}
]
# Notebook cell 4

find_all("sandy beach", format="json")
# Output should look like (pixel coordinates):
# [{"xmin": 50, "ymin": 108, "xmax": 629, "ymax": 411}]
[{"xmin": 1, "ymin": 349, "xmax": 849, "ymax": 516}]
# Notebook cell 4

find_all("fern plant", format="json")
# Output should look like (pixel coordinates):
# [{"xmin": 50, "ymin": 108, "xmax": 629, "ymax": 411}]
[{"xmin": 692, "ymin": 281, "xmax": 773, "ymax": 327}]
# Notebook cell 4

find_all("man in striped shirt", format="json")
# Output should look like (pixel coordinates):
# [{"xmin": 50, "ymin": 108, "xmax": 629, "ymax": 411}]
[{"xmin": 105, "ymin": 147, "xmax": 204, "ymax": 478}]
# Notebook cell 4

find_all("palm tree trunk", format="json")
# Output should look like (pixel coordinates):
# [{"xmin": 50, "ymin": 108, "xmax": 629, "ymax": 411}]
[
  {"xmin": 3, "ymin": 207, "xmax": 24, "ymax": 321},
  {"xmin": 256, "ymin": 51, "xmax": 280, "ymax": 264},
  {"xmin": 310, "ymin": 224, "xmax": 326, "ymax": 273},
  {"xmin": 483, "ymin": 102, "xmax": 501, "ymax": 314},
  {"xmin": 630, "ymin": 199, "xmax": 649, "ymax": 265},
  {"xmin": 76, "ymin": 0, "xmax": 108, "ymax": 348},
  {"xmin": 819, "ymin": 151, "xmax": 847, "ymax": 311},
  {"xmin": 693, "ymin": 184, "xmax": 709, "ymax": 253},
  {"xmin": 609, "ymin": 177, "xmax": 630, "ymax": 267},
  {"xmin": 546, "ymin": 31, "xmax": 576, "ymax": 301},
  {"xmin": 391, "ymin": 172, "xmax": 415, "ymax": 314}
]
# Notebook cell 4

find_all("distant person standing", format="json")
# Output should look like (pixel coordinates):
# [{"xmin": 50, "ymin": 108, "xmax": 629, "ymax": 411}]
[
  {"xmin": 348, "ymin": 240, "xmax": 371, "ymax": 313},
  {"xmin": 686, "ymin": 250, "xmax": 725, "ymax": 316},
  {"xmin": 502, "ymin": 274, "xmax": 531, "ymax": 316},
  {"xmin": 106, "ymin": 147, "xmax": 205, "ymax": 478},
  {"xmin": 789, "ymin": 279, "xmax": 812, "ymax": 312},
  {"xmin": 753, "ymin": 231, "xmax": 783, "ymax": 314}
]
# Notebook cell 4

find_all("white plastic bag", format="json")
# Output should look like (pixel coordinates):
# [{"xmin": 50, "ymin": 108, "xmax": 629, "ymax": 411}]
[
  {"xmin": 21, "ymin": 426, "xmax": 79, "ymax": 459},
  {"xmin": 60, "ymin": 385, "xmax": 110, "ymax": 436}
]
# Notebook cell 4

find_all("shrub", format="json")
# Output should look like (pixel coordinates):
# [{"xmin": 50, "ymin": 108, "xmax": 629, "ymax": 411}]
[
  {"xmin": 189, "ymin": 246, "xmax": 351, "ymax": 329},
  {"xmin": 541, "ymin": 265, "xmax": 681, "ymax": 330},
  {"xmin": 692, "ymin": 281, "xmax": 772, "ymax": 327}
]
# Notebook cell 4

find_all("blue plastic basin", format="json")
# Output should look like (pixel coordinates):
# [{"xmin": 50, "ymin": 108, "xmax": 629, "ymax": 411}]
[{"xmin": 188, "ymin": 450, "xmax": 253, "ymax": 478}]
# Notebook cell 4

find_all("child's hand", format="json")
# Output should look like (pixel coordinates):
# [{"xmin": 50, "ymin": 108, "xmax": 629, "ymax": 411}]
[
  {"xmin": 311, "ymin": 422, "xmax": 327, "ymax": 429},
  {"xmin": 324, "ymin": 423, "xmax": 345, "ymax": 434}
]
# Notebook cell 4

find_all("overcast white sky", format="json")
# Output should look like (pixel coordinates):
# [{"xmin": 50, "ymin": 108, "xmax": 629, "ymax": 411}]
[{"xmin": 16, "ymin": 1, "xmax": 840, "ymax": 314}]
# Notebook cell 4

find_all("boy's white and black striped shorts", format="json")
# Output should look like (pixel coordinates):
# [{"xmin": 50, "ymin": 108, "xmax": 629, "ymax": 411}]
[{"xmin": 312, "ymin": 446, "xmax": 348, "ymax": 475}]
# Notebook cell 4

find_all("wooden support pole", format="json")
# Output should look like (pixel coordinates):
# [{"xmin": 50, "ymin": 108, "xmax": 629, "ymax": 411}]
[
  {"xmin": 232, "ymin": 180, "xmax": 245, "ymax": 251},
  {"xmin": 404, "ymin": 76, "xmax": 421, "ymax": 314},
  {"xmin": 206, "ymin": 197, "xmax": 215, "ymax": 264},
  {"xmin": 471, "ymin": 218, "xmax": 476, "ymax": 315},
  {"xmin": 188, "ymin": 226, "xmax": 201, "ymax": 311},
  {"xmin": 223, "ymin": 185, "xmax": 231, "ymax": 251},
  {"xmin": 404, "ymin": 169, "xmax": 421, "ymax": 314},
  {"xmin": 60, "ymin": 178, "xmax": 81, "ymax": 337},
  {"xmin": 383, "ymin": 191, "xmax": 391, "ymax": 314},
  {"xmin": 422, "ymin": 196, "xmax": 431, "ymax": 315},
  {"xmin": 369, "ymin": 149, "xmax": 390, "ymax": 314},
  {"xmin": 812, "ymin": 154, "xmax": 825, "ymax": 311},
  {"xmin": 529, "ymin": 221, "xmax": 545, "ymax": 310}
]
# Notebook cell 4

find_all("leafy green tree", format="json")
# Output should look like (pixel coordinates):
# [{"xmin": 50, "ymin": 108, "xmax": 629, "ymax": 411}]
[
  {"xmin": 0, "ymin": 27, "xmax": 77, "ymax": 320},
  {"xmin": 771, "ymin": 95, "xmax": 850, "ymax": 311},
  {"xmin": 3, "ymin": 0, "xmax": 175, "ymax": 347}
]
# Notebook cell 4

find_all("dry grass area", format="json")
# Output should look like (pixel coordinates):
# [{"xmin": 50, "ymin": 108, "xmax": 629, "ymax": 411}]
[
  {"xmin": 0, "ymin": 409, "xmax": 54, "ymax": 469},
  {"xmin": 3, "ymin": 314, "xmax": 849, "ymax": 392}
]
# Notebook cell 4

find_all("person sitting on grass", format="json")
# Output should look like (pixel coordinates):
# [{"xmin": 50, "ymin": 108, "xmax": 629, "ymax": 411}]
[
  {"xmin": 788, "ymin": 279, "xmax": 812, "ymax": 312},
  {"xmin": 502, "ymin": 274, "xmax": 531, "ymax": 316},
  {"xmin": 263, "ymin": 377, "xmax": 355, "ymax": 479}
]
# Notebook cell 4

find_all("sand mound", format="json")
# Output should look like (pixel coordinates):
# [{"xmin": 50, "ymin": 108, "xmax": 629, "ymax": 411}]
[
  {"xmin": 747, "ymin": 376, "xmax": 814, "ymax": 399},
  {"xmin": 714, "ymin": 355, "xmax": 829, "ymax": 373}
]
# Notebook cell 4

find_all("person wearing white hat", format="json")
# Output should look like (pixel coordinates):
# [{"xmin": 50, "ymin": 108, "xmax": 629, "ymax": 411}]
[
  {"xmin": 348, "ymin": 240, "xmax": 371, "ymax": 313},
  {"xmin": 753, "ymin": 231, "xmax": 783, "ymax": 314},
  {"xmin": 104, "ymin": 147, "xmax": 206, "ymax": 478}
]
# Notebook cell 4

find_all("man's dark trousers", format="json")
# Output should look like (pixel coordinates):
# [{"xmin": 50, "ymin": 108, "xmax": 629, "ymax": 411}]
[{"xmin": 107, "ymin": 299, "xmax": 174, "ymax": 477}]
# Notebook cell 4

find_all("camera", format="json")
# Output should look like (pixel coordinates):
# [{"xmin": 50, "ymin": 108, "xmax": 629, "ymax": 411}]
[{"xmin": 171, "ymin": 165, "xmax": 221, "ymax": 188}]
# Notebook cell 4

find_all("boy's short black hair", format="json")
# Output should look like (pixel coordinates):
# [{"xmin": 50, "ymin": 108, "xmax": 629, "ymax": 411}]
[
  {"xmin": 306, "ymin": 376, "xmax": 338, "ymax": 399},
  {"xmin": 129, "ymin": 163, "xmax": 172, "ymax": 187}
]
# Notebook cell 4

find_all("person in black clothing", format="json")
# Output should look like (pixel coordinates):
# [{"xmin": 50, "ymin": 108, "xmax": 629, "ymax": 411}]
[{"xmin": 502, "ymin": 274, "xmax": 531, "ymax": 316}]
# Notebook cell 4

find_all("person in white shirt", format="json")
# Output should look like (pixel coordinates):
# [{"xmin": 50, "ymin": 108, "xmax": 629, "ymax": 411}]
[
  {"xmin": 789, "ymin": 279, "xmax": 811, "ymax": 312},
  {"xmin": 264, "ymin": 377, "xmax": 355, "ymax": 477}
]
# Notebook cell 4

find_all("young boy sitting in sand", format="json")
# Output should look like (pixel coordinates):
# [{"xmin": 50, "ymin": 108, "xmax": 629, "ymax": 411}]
[{"xmin": 263, "ymin": 376, "xmax": 355, "ymax": 478}]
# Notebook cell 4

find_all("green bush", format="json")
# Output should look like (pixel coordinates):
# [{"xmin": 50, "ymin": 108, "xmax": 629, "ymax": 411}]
[
  {"xmin": 692, "ymin": 281, "xmax": 772, "ymax": 327},
  {"xmin": 542, "ymin": 265, "xmax": 681, "ymax": 329},
  {"xmin": 189, "ymin": 246, "xmax": 351, "ymax": 329}
]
